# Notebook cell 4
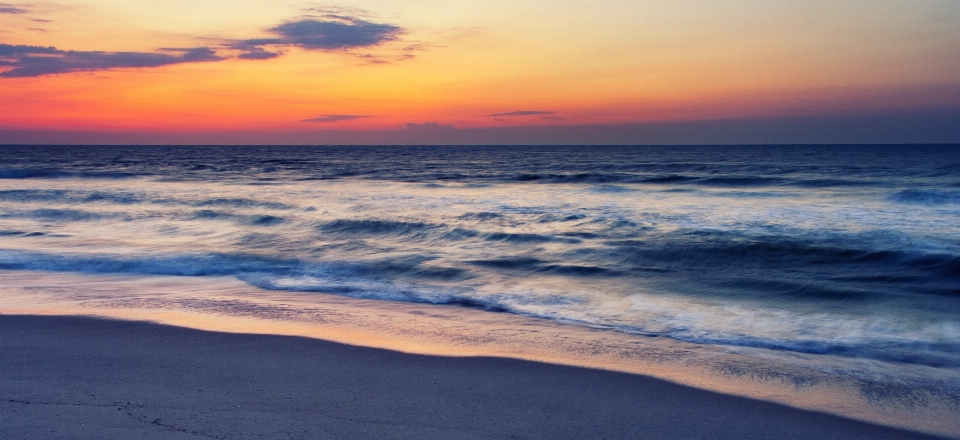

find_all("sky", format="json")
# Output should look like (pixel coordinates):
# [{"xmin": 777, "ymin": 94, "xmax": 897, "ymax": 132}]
[{"xmin": 1, "ymin": 0, "xmax": 959, "ymax": 144}]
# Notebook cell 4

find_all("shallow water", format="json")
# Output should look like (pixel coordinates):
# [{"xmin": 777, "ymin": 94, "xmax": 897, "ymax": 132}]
[{"xmin": 1, "ymin": 145, "xmax": 959, "ymax": 430}]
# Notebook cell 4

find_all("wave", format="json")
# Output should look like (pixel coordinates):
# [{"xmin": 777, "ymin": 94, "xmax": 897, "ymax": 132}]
[
  {"xmin": 2, "ymin": 247, "xmax": 958, "ymax": 367},
  {"xmin": 654, "ymin": 332, "xmax": 960, "ymax": 368},
  {"xmin": 0, "ymin": 248, "xmax": 460, "ymax": 285},
  {"xmin": 192, "ymin": 198, "xmax": 294, "ymax": 210},
  {"xmin": 0, "ymin": 250, "xmax": 299, "ymax": 277},
  {"xmin": 0, "ymin": 189, "xmax": 133, "ymax": 204},
  {"xmin": 493, "ymin": 172, "xmax": 892, "ymax": 189},
  {"xmin": 440, "ymin": 228, "xmax": 480, "ymax": 240},
  {"xmin": 0, "ymin": 167, "xmax": 891, "ymax": 191},
  {"xmin": 607, "ymin": 232, "xmax": 951, "ymax": 269},
  {"xmin": 589, "ymin": 185, "xmax": 636, "ymax": 193},
  {"xmin": 604, "ymin": 231, "xmax": 960, "ymax": 299},
  {"xmin": 791, "ymin": 178, "xmax": 883, "ymax": 188},
  {"xmin": 513, "ymin": 172, "xmax": 636, "ymax": 183},
  {"xmin": 0, "ymin": 189, "xmax": 70, "ymax": 202},
  {"xmin": 191, "ymin": 210, "xmax": 285, "ymax": 226},
  {"xmin": 0, "ymin": 248, "xmax": 470, "ymax": 296},
  {"xmin": 317, "ymin": 219, "xmax": 440, "ymax": 237},
  {"xmin": 889, "ymin": 189, "xmax": 960, "ymax": 205},
  {"xmin": 638, "ymin": 175, "xmax": 697, "ymax": 184},
  {"xmin": 537, "ymin": 213, "xmax": 587, "ymax": 223},
  {"xmin": 82, "ymin": 192, "xmax": 143, "ymax": 205},
  {"xmin": 468, "ymin": 257, "xmax": 545, "ymax": 270},
  {"xmin": 697, "ymin": 177, "xmax": 783, "ymax": 187},
  {"xmin": 1, "ymin": 231, "xmax": 68, "ymax": 238},
  {"xmin": 0, "ymin": 189, "xmax": 295, "ymax": 211},
  {"xmin": 0, "ymin": 189, "xmax": 143, "ymax": 206},
  {"xmin": 0, "ymin": 168, "xmax": 136, "ymax": 180},
  {"xmin": 484, "ymin": 232, "xmax": 581, "ymax": 244},
  {"xmin": 467, "ymin": 258, "xmax": 614, "ymax": 276},
  {"xmin": 0, "ymin": 208, "xmax": 123, "ymax": 222},
  {"xmin": 647, "ymin": 175, "xmax": 882, "ymax": 188},
  {"xmin": 457, "ymin": 212, "xmax": 503, "ymax": 221},
  {"xmin": 315, "ymin": 219, "xmax": 585, "ymax": 245}
]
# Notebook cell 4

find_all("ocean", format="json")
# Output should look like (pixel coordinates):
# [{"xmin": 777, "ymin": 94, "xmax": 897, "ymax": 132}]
[{"xmin": 1, "ymin": 144, "xmax": 959, "ymax": 431}]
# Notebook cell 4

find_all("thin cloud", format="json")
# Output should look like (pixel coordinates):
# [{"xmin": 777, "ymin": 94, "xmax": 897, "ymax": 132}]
[
  {"xmin": 0, "ymin": 3, "xmax": 28, "ymax": 14},
  {"xmin": 486, "ymin": 111, "xmax": 558, "ymax": 117},
  {"xmin": 405, "ymin": 122, "xmax": 455, "ymax": 130},
  {"xmin": 0, "ymin": 44, "xmax": 222, "ymax": 78},
  {"xmin": 31, "ymin": 18, "xmax": 50, "ymax": 23},
  {"xmin": 302, "ymin": 7, "xmax": 372, "ymax": 19},
  {"xmin": 237, "ymin": 47, "xmax": 280, "ymax": 60},
  {"xmin": 401, "ymin": 43, "xmax": 438, "ymax": 52},
  {"xmin": 302, "ymin": 114, "xmax": 371, "ymax": 123}
]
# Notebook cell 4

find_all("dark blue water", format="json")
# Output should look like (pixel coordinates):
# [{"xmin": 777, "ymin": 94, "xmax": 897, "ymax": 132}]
[
  {"xmin": 1, "ymin": 144, "xmax": 957, "ymax": 186},
  {"xmin": 1, "ymin": 144, "xmax": 959, "ymax": 372}
]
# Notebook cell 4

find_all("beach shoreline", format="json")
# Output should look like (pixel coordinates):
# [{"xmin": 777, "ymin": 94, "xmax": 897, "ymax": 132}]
[
  {"xmin": 1, "ymin": 313, "xmax": 950, "ymax": 440},
  {"xmin": 2, "ymin": 269, "xmax": 959, "ymax": 438},
  {"xmin": 3, "ymin": 145, "xmax": 960, "ymax": 437}
]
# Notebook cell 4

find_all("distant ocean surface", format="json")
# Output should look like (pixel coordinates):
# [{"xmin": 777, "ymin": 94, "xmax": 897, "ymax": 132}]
[{"xmin": 2, "ymin": 145, "xmax": 959, "ymax": 385}]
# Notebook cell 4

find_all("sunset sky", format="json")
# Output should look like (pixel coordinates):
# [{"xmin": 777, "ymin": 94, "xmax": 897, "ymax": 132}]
[{"xmin": 2, "ymin": 0, "xmax": 959, "ymax": 144}]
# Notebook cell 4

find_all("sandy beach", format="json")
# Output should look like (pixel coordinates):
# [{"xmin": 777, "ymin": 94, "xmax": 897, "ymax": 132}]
[{"xmin": 0, "ymin": 314, "xmax": 946, "ymax": 440}]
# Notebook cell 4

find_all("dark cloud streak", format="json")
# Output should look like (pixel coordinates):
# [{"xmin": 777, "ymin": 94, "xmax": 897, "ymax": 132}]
[
  {"xmin": 237, "ymin": 47, "xmax": 281, "ymax": 60},
  {"xmin": 302, "ymin": 7, "xmax": 371, "ymax": 18},
  {"xmin": 0, "ymin": 44, "xmax": 222, "ymax": 78},
  {"xmin": 302, "ymin": 115, "xmax": 371, "ymax": 123},
  {"xmin": 405, "ymin": 122, "xmax": 455, "ymax": 130},
  {"xmin": 0, "ymin": 3, "xmax": 28, "ymax": 14},
  {"xmin": 486, "ymin": 111, "xmax": 558, "ymax": 117}
]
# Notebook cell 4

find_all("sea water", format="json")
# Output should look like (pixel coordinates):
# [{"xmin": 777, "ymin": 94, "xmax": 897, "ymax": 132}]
[{"xmin": 1, "ymin": 145, "xmax": 958, "ymax": 432}]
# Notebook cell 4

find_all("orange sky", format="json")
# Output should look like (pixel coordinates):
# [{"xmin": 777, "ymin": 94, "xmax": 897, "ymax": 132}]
[{"xmin": 1, "ymin": 1, "xmax": 959, "ymax": 143}]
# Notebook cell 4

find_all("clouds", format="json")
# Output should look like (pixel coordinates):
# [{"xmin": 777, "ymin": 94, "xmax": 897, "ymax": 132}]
[
  {"xmin": 302, "ymin": 115, "xmax": 371, "ymax": 123},
  {"xmin": 0, "ymin": 45, "xmax": 222, "ymax": 78},
  {"xmin": 486, "ymin": 111, "xmax": 557, "ymax": 117},
  {"xmin": 0, "ymin": 3, "xmax": 52, "ymax": 32},
  {"xmin": 236, "ymin": 47, "xmax": 281, "ymax": 60},
  {"xmin": 405, "ymin": 122, "xmax": 455, "ymax": 130},
  {"xmin": 485, "ymin": 110, "xmax": 561, "ymax": 122},
  {"xmin": 298, "ymin": 118, "xmax": 457, "ymax": 128},
  {"xmin": 271, "ymin": 17, "xmax": 402, "ymax": 50},
  {"xmin": 0, "ymin": 11, "xmax": 411, "ymax": 78},
  {"xmin": 0, "ymin": 3, "xmax": 28, "ymax": 14},
  {"xmin": 230, "ymin": 15, "xmax": 404, "ymax": 64}
]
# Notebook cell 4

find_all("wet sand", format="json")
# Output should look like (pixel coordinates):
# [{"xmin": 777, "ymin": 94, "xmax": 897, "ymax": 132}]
[{"xmin": 0, "ymin": 314, "xmax": 946, "ymax": 440}]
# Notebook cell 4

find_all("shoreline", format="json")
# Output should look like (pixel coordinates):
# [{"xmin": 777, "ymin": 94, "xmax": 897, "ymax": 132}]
[
  {"xmin": 2, "ymin": 270, "xmax": 959, "ymax": 438},
  {"xmin": 0, "ymin": 313, "xmax": 949, "ymax": 440}
]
